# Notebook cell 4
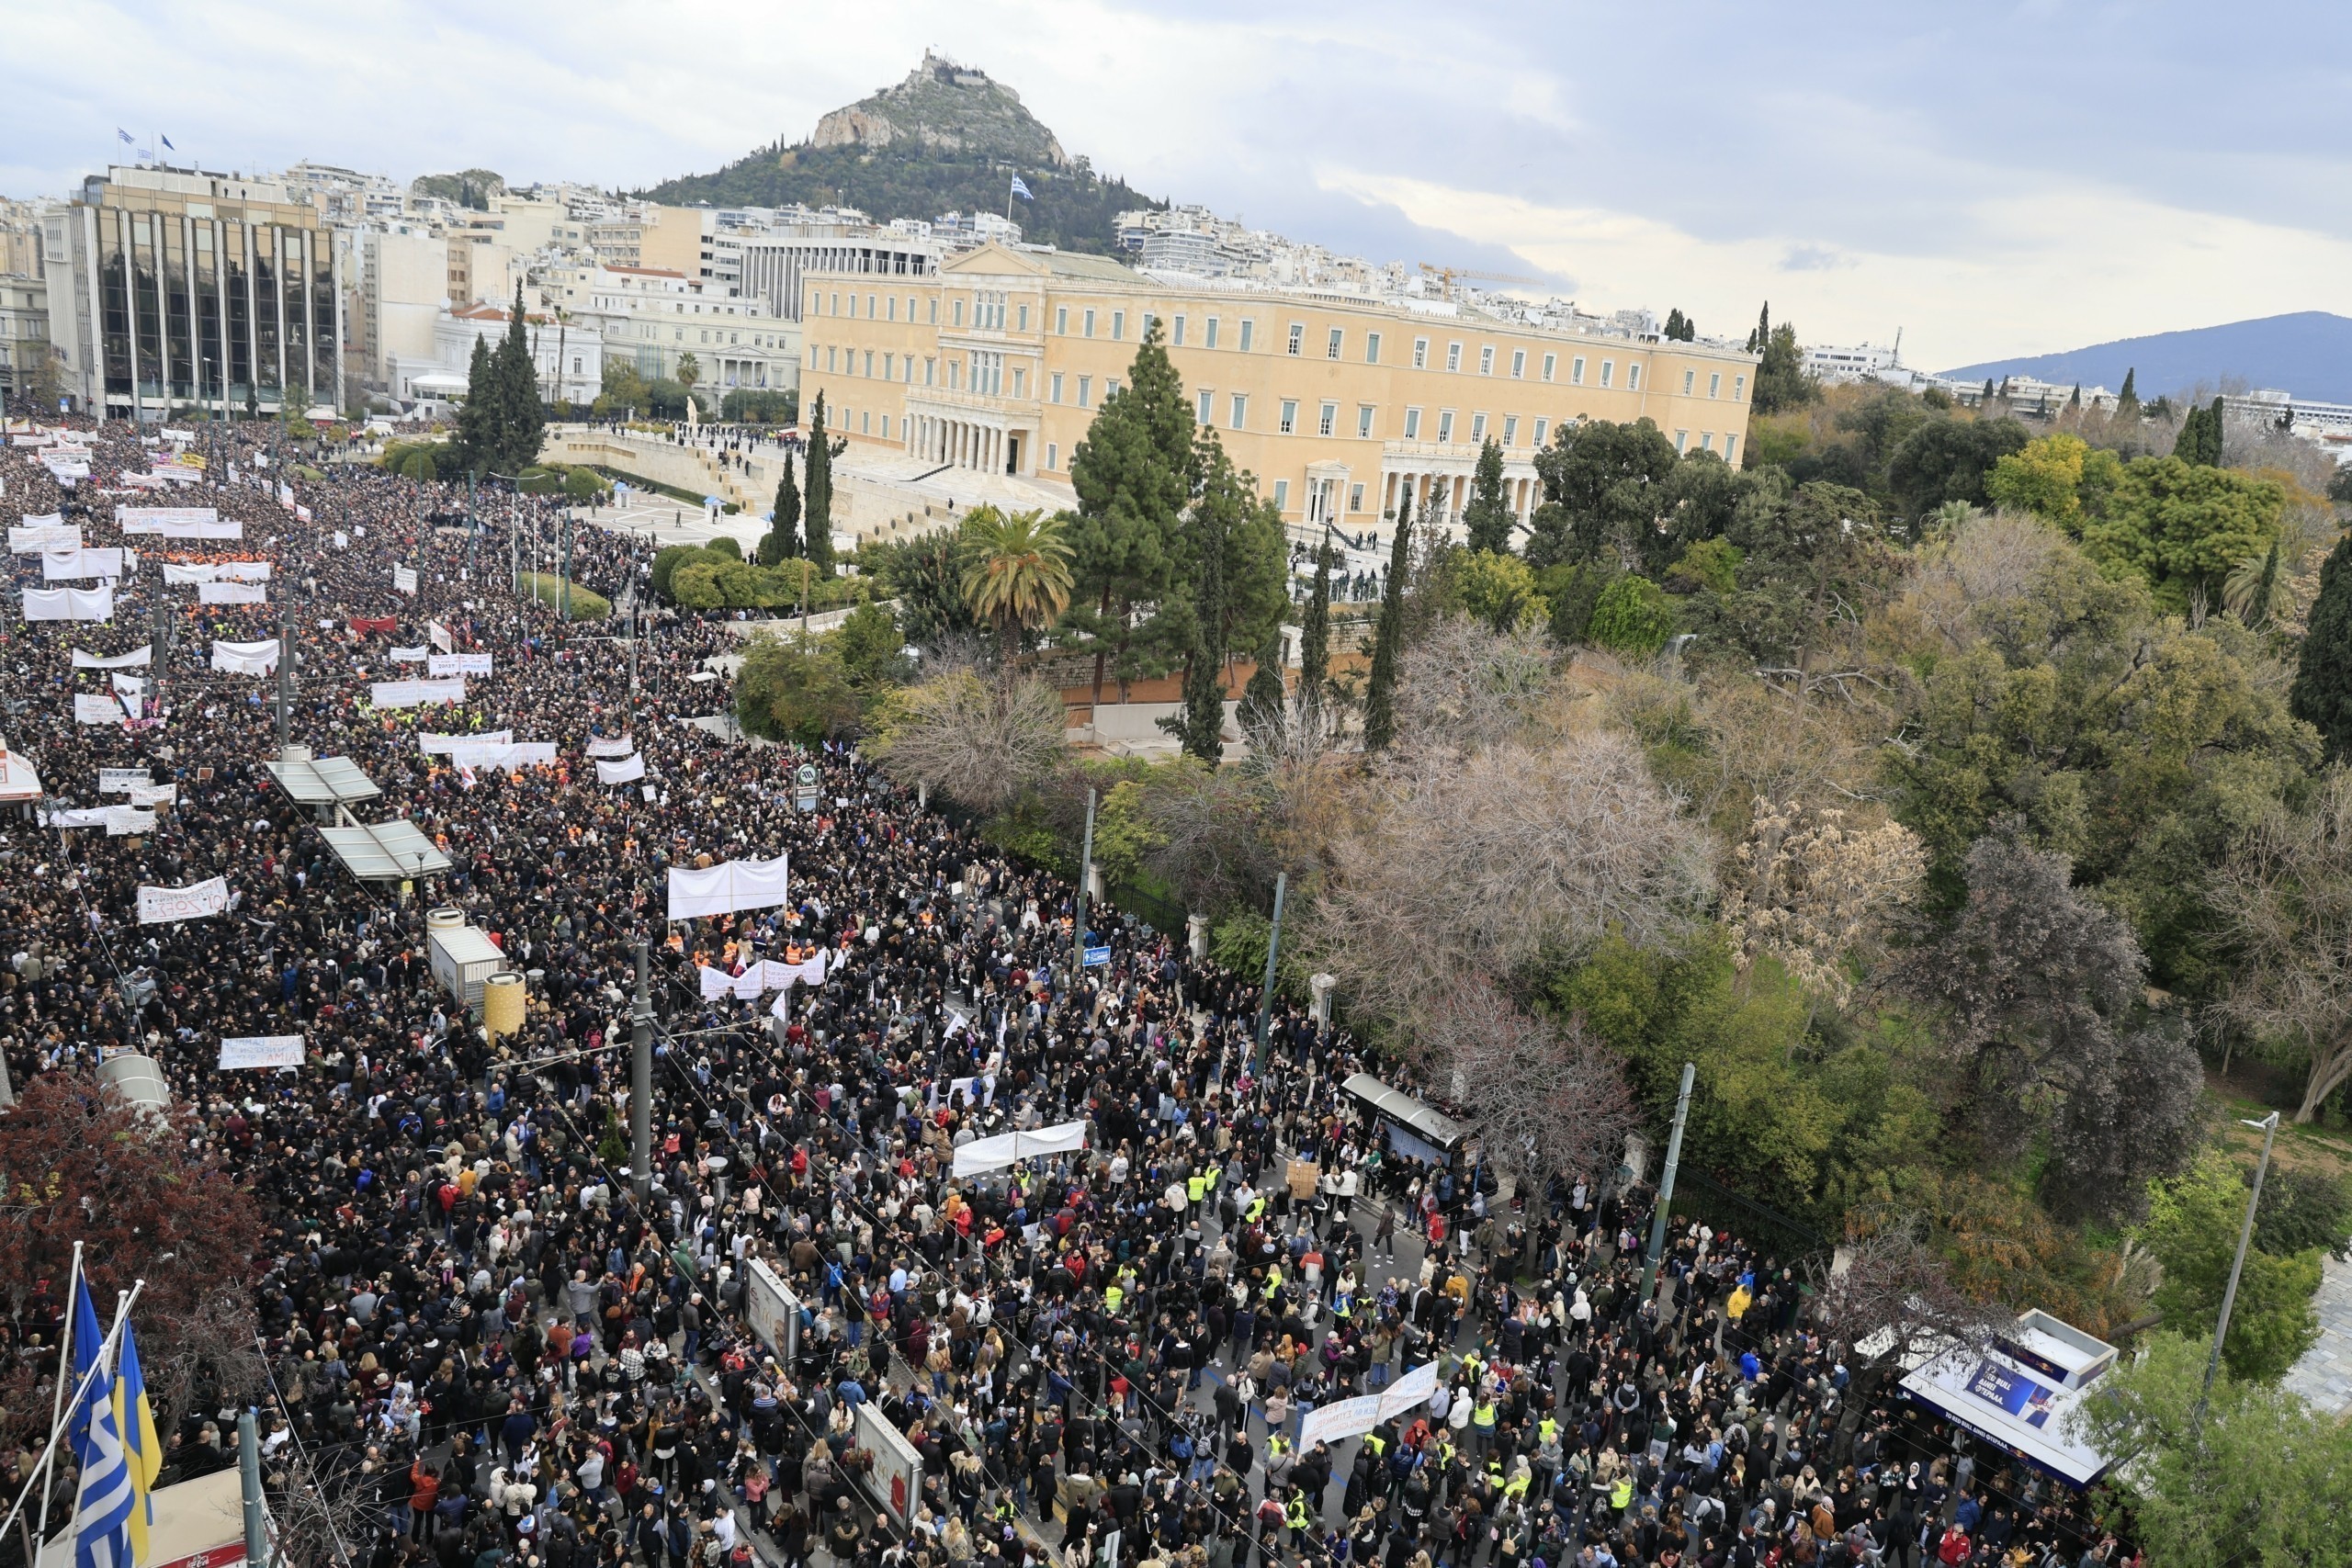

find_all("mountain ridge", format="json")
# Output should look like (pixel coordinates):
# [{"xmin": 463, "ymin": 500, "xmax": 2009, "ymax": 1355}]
[
  {"xmin": 638, "ymin": 52, "xmax": 1161, "ymax": 254},
  {"xmin": 1940, "ymin": 311, "xmax": 2352, "ymax": 405}
]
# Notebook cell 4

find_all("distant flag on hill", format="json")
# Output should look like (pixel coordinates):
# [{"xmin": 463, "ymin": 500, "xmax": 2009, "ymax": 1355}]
[{"xmin": 1010, "ymin": 175, "xmax": 1034, "ymax": 201}]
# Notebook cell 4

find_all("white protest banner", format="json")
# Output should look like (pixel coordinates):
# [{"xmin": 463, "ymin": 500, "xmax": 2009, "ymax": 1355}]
[
  {"xmin": 586, "ymin": 736, "xmax": 635, "ymax": 758},
  {"xmin": 210, "ymin": 638, "xmax": 279, "ymax": 674},
  {"xmin": 1296, "ymin": 1394, "xmax": 1382, "ymax": 1450},
  {"xmin": 666, "ymin": 854, "xmax": 790, "ymax": 920},
  {"xmin": 72, "ymin": 645, "xmax": 151, "ymax": 670},
  {"xmin": 428, "ymin": 620, "xmax": 453, "ymax": 654},
  {"xmin": 25, "ymin": 586, "xmax": 114, "ymax": 622},
  {"xmin": 369, "ymin": 678, "xmax": 465, "ymax": 708},
  {"xmin": 97, "ymin": 768, "xmax": 149, "ymax": 795},
  {"xmin": 293, "ymin": 503, "xmax": 313, "ymax": 524},
  {"xmin": 390, "ymin": 646, "xmax": 428, "ymax": 663},
  {"xmin": 40, "ymin": 807, "xmax": 110, "ymax": 829},
  {"xmin": 595, "ymin": 753, "xmax": 646, "ymax": 785},
  {"xmin": 10, "ymin": 521, "xmax": 78, "ymax": 553},
  {"xmin": 393, "ymin": 565, "xmax": 417, "ymax": 595},
  {"xmin": 139, "ymin": 875, "xmax": 228, "ymax": 923},
  {"xmin": 74, "ymin": 693, "xmax": 125, "ymax": 725},
  {"xmin": 218, "ymin": 1035, "xmax": 305, "ymax": 1069},
  {"xmin": 163, "ymin": 563, "xmax": 217, "ymax": 584},
  {"xmin": 419, "ymin": 729, "xmax": 510, "ymax": 755},
  {"xmin": 218, "ymin": 560, "xmax": 271, "ymax": 581},
  {"xmin": 127, "ymin": 783, "xmax": 177, "ymax": 807},
  {"xmin": 445, "ymin": 741, "xmax": 557, "ymax": 773},
  {"xmin": 114, "ymin": 506, "xmax": 218, "ymax": 529},
  {"xmin": 198, "ymin": 581, "xmax": 266, "ymax": 605},
  {"xmin": 111, "ymin": 673, "xmax": 142, "ymax": 703},
  {"xmin": 43, "ymin": 547, "xmax": 123, "ymax": 581},
  {"xmin": 333, "ymin": 530, "xmax": 348, "ymax": 549},
  {"xmin": 104, "ymin": 807, "xmax": 156, "ymax": 836},
  {"xmin": 427, "ymin": 652, "xmax": 492, "ymax": 677}
]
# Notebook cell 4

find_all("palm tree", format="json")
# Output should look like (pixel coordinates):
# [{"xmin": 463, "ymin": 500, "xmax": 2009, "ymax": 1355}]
[
  {"xmin": 675, "ymin": 352, "xmax": 701, "ymax": 423},
  {"xmin": 960, "ymin": 505, "xmax": 1074, "ymax": 668},
  {"xmin": 2224, "ymin": 538, "xmax": 2288, "ymax": 627}
]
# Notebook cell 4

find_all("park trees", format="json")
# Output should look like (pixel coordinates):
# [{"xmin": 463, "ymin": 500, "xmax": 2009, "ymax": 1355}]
[
  {"xmin": 959, "ymin": 504, "xmax": 1074, "ymax": 667},
  {"xmin": 1524, "ymin": 416, "xmax": 1680, "ymax": 569},
  {"xmin": 2290, "ymin": 532, "xmax": 2352, "ymax": 760},
  {"xmin": 760, "ymin": 455, "xmax": 802, "ymax": 564},
  {"xmin": 2217, "ymin": 768, "xmax": 2352, "ymax": 1122},
  {"xmin": 802, "ymin": 393, "xmax": 836, "ymax": 570},
  {"xmin": 2082, "ymin": 455, "xmax": 2285, "ymax": 615},
  {"xmin": 1461, "ymin": 435, "xmax": 1514, "ymax": 554},
  {"xmin": 867, "ymin": 670, "xmax": 1069, "ymax": 815},
  {"xmin": 1902, "ymin": 829, "xmax": 2201, "ymax": 1220},
  {"xmin": 2136, "ymin": 1154, "xmax": 2323, "ymax": 1382}
]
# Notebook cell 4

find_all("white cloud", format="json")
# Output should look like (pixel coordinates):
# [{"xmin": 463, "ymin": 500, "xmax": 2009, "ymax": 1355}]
[{"xmin": 1322, "ymin": 167, "xmax": 2352, "ymax": 369}]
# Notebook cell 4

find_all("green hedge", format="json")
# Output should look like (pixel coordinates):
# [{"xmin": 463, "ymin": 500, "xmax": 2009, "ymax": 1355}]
[{"xmin": 520, "ymin": 572, "xmax": 611, "ymax": 620}]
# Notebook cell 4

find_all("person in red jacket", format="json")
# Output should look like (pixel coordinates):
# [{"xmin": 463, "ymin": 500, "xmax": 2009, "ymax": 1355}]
[{"xmin": 1937, "ymin": 1524, "xmax": 1973, "ymax": 1565}]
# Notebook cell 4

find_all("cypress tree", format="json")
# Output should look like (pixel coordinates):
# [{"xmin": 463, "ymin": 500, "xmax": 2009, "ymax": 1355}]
[
  {"xmin": 1663, "ymin": 308, "xmax": 1686, "ymax": 342},
  {"xmin": 1172, "ymin": 441, "xmax": 1235, "ymax": 766},
  {"xmin": 758, "ymin": 457, "xmax": 802, "ymax": 565},
  {"xmin": 2292, "ymin": 532, "xmax": 2352, "ymax": 761},
  {"xmin": 803, "ymin": 394, "xmax": 834, "ymax": 570},
  {"xmin": 1981, "ymin": 378, "xmax": 1996, "ymax": 405},
  {"xmin": 1298, "ymin": 541, "xmax": 1334, "ymax": 710},
  {"xmin": 1065, "ymin": 316, "xmax": 1194, "ymax": 707},
  {"xmin": 2207, "ymin": 395, "xmax": 2228, "ymax": 464},
  {"xmin": 2067, "ymin": 383, "xmax": 2081, "ymax": 410},
  {"xmin": 494, "ymin": 285, "xmax": 544, "ymax": 471},
  {"xmin": 455, "ymin": 335, "xmax": 497, "ymax": 475},
  {"xmin": 1361, "ymin": 496, "xmax": 1417, "ymax": 751},
  {"xmin": 1462, "ymin": 436, "xmax": 1514, "ymax": 555},
  {"xmin": 1745, "ymin": 302, "xmax": 1770, "ymax": 355},
  {"xmin": 2116, "ymin": 367, "xmax": 2139, "ymax": 418}
]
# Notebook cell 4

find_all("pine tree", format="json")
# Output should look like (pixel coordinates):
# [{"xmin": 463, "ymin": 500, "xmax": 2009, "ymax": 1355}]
[
  {"xmin": 2116, "ymin": 367, "xmax": 2139, "ymax": 419},
  {"xmin": 1298, "ymin": 541, "xmax": 1334, "ymax": 710},
  {"xmin": 1065, "ymin": 317, "xmax": 1194, "ymax": 707},
  {"xmin": 2292, "ymin": 532, "xmax": 2352, "ymax": 761},
  {"xmin": 803, "ymin": 394, "xmax": 834, "ymax": 570},
  {"xmin": 1462, "ymin": 436, "xmax": 1514, "ymax": 555},
  {"xmin": 1361, "ymin": 496, "xmax": 1417, "ymax": 752},
  {"xmin": 455, "ymin": 335, "xmax": 498, "ymax": 476},
  {"xmin": 1237, "ymin": 620, "xmax": 1286, "ymax": 738},
  {"xmin": 758, "ymin": 457, "xmax": 802, "ymax": 564}
]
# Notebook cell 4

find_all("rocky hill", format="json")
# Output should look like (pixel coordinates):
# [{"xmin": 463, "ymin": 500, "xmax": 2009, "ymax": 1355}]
[{"xmin": 639, "ymin": 52, "xmax": 1160, "ymax": 254}]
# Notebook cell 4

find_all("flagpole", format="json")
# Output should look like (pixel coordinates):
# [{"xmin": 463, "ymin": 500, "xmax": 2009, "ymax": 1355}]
[
  {"xmin": 1, "ymin": 1278, "xmax": 143, "ymax": 1564},
  {"xmin": 29, "ymin": 1244, "xmax": 83, "ymax": 1556}
]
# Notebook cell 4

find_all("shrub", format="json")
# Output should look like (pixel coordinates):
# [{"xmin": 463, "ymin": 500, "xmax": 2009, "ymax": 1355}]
[
  {"xmin": 519, "ymin": 572, "xmax": 610, "ymax": 620},
  {"xmin": 1587, "ymin": 574, "xmax": 1677, "ymax": 657}
]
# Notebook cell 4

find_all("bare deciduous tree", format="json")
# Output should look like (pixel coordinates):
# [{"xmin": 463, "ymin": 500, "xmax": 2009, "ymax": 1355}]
[
  {"xmin": 866, "ymin": 671, "xmax": 1068, "ymax": 816},
  {"xmin": 1395, "ymin": 615, "xmax": 1555, "ymax": 755},
  {"xmin": 2218, "ymin": 768, "xmax": 2352, "ymax": 1122},
  {"xmin": 1420, "ymin": 975, "xmax": 1640, "ymax": 1194},
  {"xmin": 1305, "ymin": 730, "xmax": 1713, "ymax": 1032},
  {"xmin": 1722, "ymin": 797, "xmax": 1926, "ymax": 1008}
]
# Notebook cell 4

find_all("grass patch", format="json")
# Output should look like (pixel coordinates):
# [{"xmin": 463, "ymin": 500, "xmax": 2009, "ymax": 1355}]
[{"xmin": 520, "ymin": 572, "xmax": 611, "ymax": 621}]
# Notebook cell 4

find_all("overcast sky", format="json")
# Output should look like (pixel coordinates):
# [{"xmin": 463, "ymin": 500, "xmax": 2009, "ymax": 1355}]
[{"xmin": 6, "ymin": 0, "xmax": 2347, "ymax": 369}]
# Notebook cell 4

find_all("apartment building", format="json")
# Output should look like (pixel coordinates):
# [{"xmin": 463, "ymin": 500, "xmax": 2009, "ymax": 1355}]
[
  {"xmin": 797, "ymin": 243, "xmax": 1758, "ymax": 535},
  {"xmin": 573, "ymin": 266, "xmax": 800, "ymax": 393}
]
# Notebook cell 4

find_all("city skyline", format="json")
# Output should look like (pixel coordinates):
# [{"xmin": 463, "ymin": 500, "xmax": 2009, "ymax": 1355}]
[{"xmin": 4, "ymin": 0, "xmax": 2349, "ymax": 369}]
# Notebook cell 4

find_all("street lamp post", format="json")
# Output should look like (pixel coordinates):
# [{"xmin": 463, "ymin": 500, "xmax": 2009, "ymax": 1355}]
[{"xmin": 2191, "ymin": 1110, "xmax": 2281, "ymax": 1445}]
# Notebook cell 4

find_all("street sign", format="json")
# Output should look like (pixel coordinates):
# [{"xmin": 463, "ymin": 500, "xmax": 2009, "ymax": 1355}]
[{"xmin": 1083, "ymin": 945, "xmax": 1112, "ymax": 967}]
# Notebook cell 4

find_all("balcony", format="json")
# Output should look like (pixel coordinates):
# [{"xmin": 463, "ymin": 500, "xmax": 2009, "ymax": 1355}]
[{"xmin": 908, "ymin": 386, "xmax": 1041, "ymax": 420}]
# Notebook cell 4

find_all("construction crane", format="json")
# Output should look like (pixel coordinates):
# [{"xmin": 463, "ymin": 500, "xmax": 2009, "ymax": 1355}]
[{"xmin": 1418, "ymin": 262, "xmax": 1546, "ymax": 302}]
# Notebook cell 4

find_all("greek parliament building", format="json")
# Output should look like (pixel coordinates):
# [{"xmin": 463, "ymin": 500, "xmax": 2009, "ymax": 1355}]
[
  {"xmin": 40, "ymin": 164, "xmax": 346, "ymax": 421},
  {"xmin": 797, "ymin": 243, "xmax": 1758, "ymax": 537}
]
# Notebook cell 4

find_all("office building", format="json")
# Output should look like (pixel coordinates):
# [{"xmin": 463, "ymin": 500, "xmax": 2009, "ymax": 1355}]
[
  {"xmin": 0, "ymin": 274, "xmax": 52, "ymax": 395},
  {"xmin": 41, "ymin": 164, "xmax": 348, "ymax": 419},
  {"xmin": 573, "ymin": 265, "xmax": 799, "ymax": 394},
  {"xmin": 797, "ymin": 243, "xmax": 1758, "ymax": 536}
]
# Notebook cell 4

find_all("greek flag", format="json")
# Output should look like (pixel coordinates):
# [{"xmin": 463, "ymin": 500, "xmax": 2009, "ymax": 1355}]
[
  {"xmin": 67, "ymin": 1279, "xmax": 134, "ymax": 1568},
  {"xmin": 1010, "ymin": 175, "xmax": 1034, "ymax": 201},
  {"xmin": 117, "ymin": 130, "xmax": 132, "ymax": 145}
]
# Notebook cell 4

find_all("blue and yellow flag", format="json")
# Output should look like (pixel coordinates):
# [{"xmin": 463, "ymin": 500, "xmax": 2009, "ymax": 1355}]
[{"xmin": 111, "ymin": 1317, "xmax": 161, "ymax": 1564}]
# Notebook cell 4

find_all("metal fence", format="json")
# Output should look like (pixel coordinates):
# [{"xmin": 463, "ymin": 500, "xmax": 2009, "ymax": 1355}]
[{"xmin": 1667, "ymin": 1168, "xmax": 1830, "ymax": 1268}]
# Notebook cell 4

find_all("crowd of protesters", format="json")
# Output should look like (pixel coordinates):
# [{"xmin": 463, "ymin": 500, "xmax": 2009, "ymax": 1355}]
[{"xmin": 0, "ymin": 400, "xmax": 2130, "ymax": 1568}]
